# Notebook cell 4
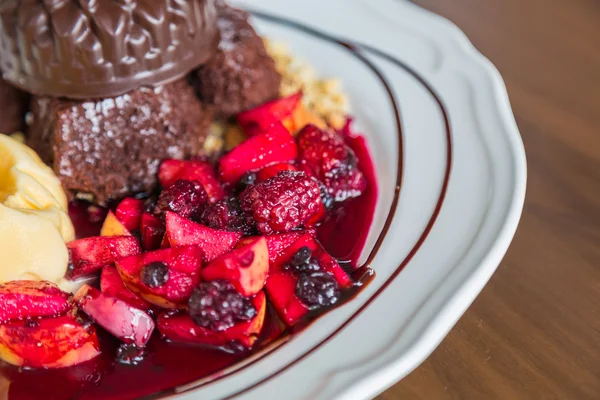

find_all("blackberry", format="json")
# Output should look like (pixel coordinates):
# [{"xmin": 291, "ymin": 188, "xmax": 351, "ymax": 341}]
[
  {"xmin": 284, "ymin": 247, "xmax": 321, "ymax": 274},
  {"xmin": 155, "ymin": 179, "xmax": 207, "ymax": 220},
  {"xmin": 295, "ymin": 272, "xmax": 340, "ymax": 309},
  {"xmin": 141, "ymin": 262, "xmax": 169, "ymax": 288},
  {"xmin": 201, "ymin": 198, "xmax": 256, "ymax": 235},
  {"xmin": 188, "ymin": 280, "xmax": 256, "ymax": 331}
]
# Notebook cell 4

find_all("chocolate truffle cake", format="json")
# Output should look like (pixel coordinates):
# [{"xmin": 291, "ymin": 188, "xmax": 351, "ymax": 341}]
[
  {"xmin": 193, "ymin": 0, "xmax": 282, "ymax": 117},
  {"xmin": 0, "ymin": 78, "xmax": 28, "ymax": 134},
  {"xmin": 27, "ymin": 79, "xmax": 213, "ymax": 204}
]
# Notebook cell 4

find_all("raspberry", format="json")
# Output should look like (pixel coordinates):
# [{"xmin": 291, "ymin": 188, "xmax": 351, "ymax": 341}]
[
  {"xmin": 188, "ymin": 280, "xmax": 257, "ymax": 331},
  {"xmin": 201, "ymin": 198, "xmax": 256, "ymax": 235},
  {"xmin": 295, "ymin": 271, "xmax": 340, "ymax": 309},
  {"xmin": 239, "ymin": 171, "xmax": 325, "ymax": 234},
  {"xmin": 297, "ymin": 125, "xmax": 367, "ymax": 202},
  {"xmin": 155, "ymin": 180, "xmax": 207, "ymax": 220}
]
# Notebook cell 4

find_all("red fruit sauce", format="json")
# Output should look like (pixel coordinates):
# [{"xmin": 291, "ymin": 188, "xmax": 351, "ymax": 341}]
[{"xmin": 0, "ymin": 135, "xmax": 378, "ymax": 400}]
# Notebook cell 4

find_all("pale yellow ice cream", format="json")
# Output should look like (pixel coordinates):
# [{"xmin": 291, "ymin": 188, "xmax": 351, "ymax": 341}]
[{"xmin": 0, "ymin": 134, "xmax": 74, "ymax": 285}]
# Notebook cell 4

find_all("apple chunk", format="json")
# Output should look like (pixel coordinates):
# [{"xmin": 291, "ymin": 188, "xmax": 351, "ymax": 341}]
[
  {"xmin": 165, "ymin": 211, "xmax": 242, "ymax": 262},
  {"xmin": 100, "ymin": 267, "xmax": 153, "ymax": 311},
  {"xmin": 75, "ymin": 285, "xmax": 155, "ymax": 347},
  {"xmin": 157, "ymin": 291, "xmax": 266, "ymax": 349},
  {"xmin": 0, "ymin": 312, "xmax": 100, "ymax": 368},
  {"xmin": 67, "ymin": 236, "xmax": 141, "ymax": 278},
  {"xmin": 0, "ymin": 281, "xmax": 72, "ymax": 323},
  {"xmin": 115, "ymin": 246, "xmax": 203, "ymax": 308},
  {"xmin": 100, "ymin": 211, "xmax": 132, "ymax": 237},
  {"xmin": 202, "ymin": 237, "xmax": 269, "ymax": 296}
]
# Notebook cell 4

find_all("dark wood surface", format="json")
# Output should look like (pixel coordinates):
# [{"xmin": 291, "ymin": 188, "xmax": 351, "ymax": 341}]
[{"xmin": 379, "ymin": 0, "xmax": 600, "ymax": 399}]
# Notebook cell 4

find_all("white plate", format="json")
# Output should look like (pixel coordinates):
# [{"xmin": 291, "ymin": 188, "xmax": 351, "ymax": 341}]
[{"xmin": 172, "ymin": 0, "xmax": 527, "ymax": 399}]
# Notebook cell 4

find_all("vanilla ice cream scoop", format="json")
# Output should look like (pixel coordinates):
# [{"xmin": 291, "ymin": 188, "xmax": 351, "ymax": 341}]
[{"xmin": 0, "ymin": 134, "xmax": 74, "ymax": 284}]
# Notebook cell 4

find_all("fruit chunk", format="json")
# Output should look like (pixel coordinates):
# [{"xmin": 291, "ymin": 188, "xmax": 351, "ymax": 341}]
[
  {"xmin": 297, "ymin": 124, "xmax": 367, "ymax": 202},
  {"xmin": 218, "ymin": 123, "xmax": 298, "ymax": 185},
  {"xmin": 158, "ymin": 291, "xmax": 266, "ymax": 349},
  {"xmin": 67, "ymin": 236, "xmax": 141, "ymax": 278},
  {"xmin": 239, "ymin": 171, "xmax": 325, "ymax": 234},
  {"xmin": 0, "ymin": 312, "xmax": 100, "ymax": 368},
  {"xmin": 256, "ymin": 163, "xmax": 298, "ymax": 182},
  {"xmin": 116, "ymin": 246, "xmax": 203, "ymax": 308},
  {"xmin": 237, "ymin": 232, "xmax": 304, "ymax": 262},
  {"xmin": 202, "ymin": 237, "xmax": 269, "ymax": 296},
  {"xmin": 266, "ymin": 234, "xmax": 352, "ymax": 325},
  {"xmin": 141, "ymin": 212, "xmax": 165, "ymax": 251},
  {"xmin": 154, "ymin": 180, "xmax": 208, "ymax": 221},
  {"xmin": 237, "ymin": 92, "xmax": 302, "ymax": 134},
  {"xmin": 0, "ymin": 281, "xmax": 71, "ymax": 323},
  {"xmin": 158, "ymin": 160, "xmax": 226, "ymax": 204},
  {"xmin": 100, "ymin": 211, "xmax": 132, "ymax": 237},
  {"xmin": 165, "ymin": 212, "xmax": 242, "ymax": 262},
  {"xmin": 100, "ymin": 267, "xmax": 153, "ymax": 311},
  {"xmin": 75, "ymin": 285, "xmax": 155, "ymax": 347},
  {"xmin": 115, "ymin": 198, "xmax": 144, "ymax": 232},
  {"xmin": 283, "ymin": 102, "xmax": 329, "ymax": 134}
]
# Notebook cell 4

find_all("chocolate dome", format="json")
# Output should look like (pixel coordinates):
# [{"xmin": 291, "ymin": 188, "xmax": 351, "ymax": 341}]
[{"xmin": 0, "ymin": 0, "xmax": 219, "ymax": 99}]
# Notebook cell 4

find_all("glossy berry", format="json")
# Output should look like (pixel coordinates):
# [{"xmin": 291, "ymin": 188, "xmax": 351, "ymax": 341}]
[
  {"xmin": 284, "ymin": 247, "xmax": 321, "ymax": 274},
  {"xmin": 115, "ymin": 343, "xmax": 147, "ymax": 365},
  {"xmin": 297, "ymin": 125, "xmax": 367, "ymax": 202},
  {"xmin": 239, "ymin": 171, "xmax": 325, "ymax": 234},
  {"xmin": 141, "ymin": 261, "xmax": 169, "ymax": 288},
  {"xmin": 295, "ymin": 271, "xmax": 340, "ymax": 309},
  {"xmin": 155, "ymin": 180, "xmax": 207, "ymax": 220},
  {"xmin": 188, "ymin": 280, "xmax": 257, "ymax": 331},
  {"xmin": 201, "ymin": 198, "xmax": 255, "ymax": 235}
]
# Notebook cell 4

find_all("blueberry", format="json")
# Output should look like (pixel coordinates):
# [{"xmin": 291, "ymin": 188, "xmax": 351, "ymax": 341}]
[{"xmin": 141, "ymin": 261, "xmax": 169, "ymax": 288}]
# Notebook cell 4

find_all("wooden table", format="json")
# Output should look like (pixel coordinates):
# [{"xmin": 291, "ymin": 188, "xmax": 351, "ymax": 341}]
[{"xmin": 379, "ymin": 0, "xmax": 600, "ymax": 399}]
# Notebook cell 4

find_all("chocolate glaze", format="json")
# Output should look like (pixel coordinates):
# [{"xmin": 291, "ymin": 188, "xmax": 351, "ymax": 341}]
[{"xmin": 0, "ymin": 0, "xmax": 220, "ymax": 99}]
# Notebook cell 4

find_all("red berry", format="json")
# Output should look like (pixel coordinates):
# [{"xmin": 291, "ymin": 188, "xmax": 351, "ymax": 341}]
[
  {"xmin": 239, "ymin": 171, "xmax": 325, "ymax": 234},
  {"xmin": 155, "ymin": 180, "xmax": 208, "ymax": 221},
  {"xmin": 200, "ymin": 198, "xmax": 256, "ymax": 235},
  {"xmin": 297, "ymin": 125, "xmax": 367, "ymax": 202}
]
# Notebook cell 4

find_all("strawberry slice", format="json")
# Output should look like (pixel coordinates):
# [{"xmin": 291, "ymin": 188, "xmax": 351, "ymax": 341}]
[
  {"xmin": 115, "ymin": 198, "xmax": 144, "ymax": 232},
  {"xmin": 165, "ymin": 212, "xmax": 242, "ymax": 262},
  {"xmin": 218, "ymin": 123, "xmax": 298, "ymax": 185},
  {"xmin": 237, "ymin": 92, "xmax": 302, "ymax": 135},
  {"xmin": 67, "ymin": 236, "xmax": 141, "ymax": 278},
  {"xmin": 256, "ymin": 163, "xmax": 298, "ymax": 182}
]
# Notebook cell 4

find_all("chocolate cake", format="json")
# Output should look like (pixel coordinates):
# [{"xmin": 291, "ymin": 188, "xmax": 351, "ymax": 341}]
[
  {"xmin": 0, "ymin": 78, "xmax": 28, "ymax": 134},
  {"xmin": 27, "ymin": 79, "xmax": 213, "ymax": 204},
  {"xmin": 193, "ymin": 0, "xmax": 282, "ymax": 117}
]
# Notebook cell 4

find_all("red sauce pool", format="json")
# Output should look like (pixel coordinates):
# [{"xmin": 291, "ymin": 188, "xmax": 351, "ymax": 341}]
[{"xmin": 0, "ymin": 133, "xmax": 378, "ymax": 400}]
